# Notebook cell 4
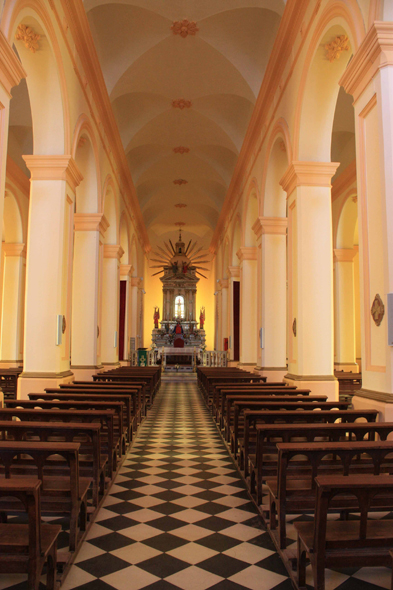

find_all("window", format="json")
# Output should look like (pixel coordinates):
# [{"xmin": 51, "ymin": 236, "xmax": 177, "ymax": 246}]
[{"xmin": 175, "ymin": 296, "xmax": 185, "ymax": 319}]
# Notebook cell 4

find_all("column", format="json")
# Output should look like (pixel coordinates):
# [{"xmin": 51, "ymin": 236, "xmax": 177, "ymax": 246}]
[
  {"xmin": 340, "ymin": 22, "xmax": 393, "ymax": 417},
  {"xmin": 334, "ymin": 248, "xmax": 358, "ymax": 371},
  {"xmin": 138, "ymin": 282, "xmax": 145, "ymax": 348},
  {"xmin": 280, "ymin": 161, "xmax": 339, "ymax": 400},
  {"xmin": 215, "ymin": 287, "xmax": 222, "ymax": 350},
  {"xmin": 101, "ymin": 244, "xmax": 124, "ymax": 367},
  {"xmin": 120, "ymin": 264, "xmax": 133, "ymax": 363},
  {"xmin": 219, "ymin": 279, "xmax": 229, "ymax": 352},
  {"xmin": 0, "ymin": 243, "xmax": 26, "ymax": 366},
  {"xmin": 18, "ymin": 156, "xmax": 82, "ymax": 398},
  {"xmin": 237, "ymin": 247, "xmax": 258, "ymax": 367},
  {"xmin": 129, "ymin": 277, "xmax": 139, "ymax": 353},
  {"xmin": 254, "ymin": 217, "xmax": 288, "ymax": 381},
  {"xmin": 227, "ymin": 266, "xmax": 240, "ymax": 363},
  {"xmin": 70, "ymin": 214, "xmax": 108, "ymax": 380}
]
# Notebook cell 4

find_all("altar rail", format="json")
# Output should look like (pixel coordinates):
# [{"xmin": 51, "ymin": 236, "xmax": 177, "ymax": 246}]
[{"xmin": 202, "ymin": 351, "xmax": 228, "ymax": 367}]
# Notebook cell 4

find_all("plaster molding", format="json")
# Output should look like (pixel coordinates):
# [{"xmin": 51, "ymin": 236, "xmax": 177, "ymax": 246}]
[
  {"xmin": 171, "ymin": 20, "xmax": 199, "ymax": 38},
  {"xmin": 331, "ymin": 159, "xmax": 357, "ymax": 202},
  {"xmin": 218, "ymin": 278, "xmax": 229, "ymax": 289},
  {"xmin": 340, "ymin": 22, "xmax": 393, "ymax": 101},
  {"xmin": 173, "ymin": 147, "xmax": 190, "ymax": 155},
  {"xmin": 174, "ymin": 203, "xmax": 187, "ymax": 208},
  {"xmin": 253, "ymin": 216, "xmax": 287, "ymax": 238},
  {"xmin": 173, "ymin": 179, "xmax": 188, "ymax": 186},
  {"xmin": 23, "ymin": 155, "xmax": 83, "ymax": 193},
  {"xmin": 103, "ymin": 244, "xmax": 124, "ymax": 261},
  {"xmin": 280, "ymin": 161, "xmax": 340, "ymax": 197},
  {"xmin": 354, "ymin": 388, "xmax": 393, "ymax": 404},
  {"xmin": 325, "ymin": 34, "xmax": 349, "ymax": 63},
  {"xmin": 227, "ymin": 266, "xmax": 240, "ymax": 278},
  {"xmin": 172, "ymin": 98, "xmax": 192, "ymax": 110},
  {"xmin": 6, "ymin": 156, "xmax": 29, "ymax": 196},
  {"xmin": 74, "ymin": 213, "xmax": 109, "ymax": 235},
  {"xmin": 120, "ymin": 264, "xmax": 133, "ymax": 277},
  {"xmin": 15, "ymin": 24, "xmax": 40, "ymax": 53},
  {"xmin": 0, "ymin": 30, "xmax": 26, "ymax": 97},
  {"xmin": 333, "ymin": 248, "xmax": 357, "ymax": 263},
  {"xmin": 2, "ymin": 243, "xmax": 26, "ymax": 257},
  {"xmin": 236, "ymin": 247, "xmax": 257, "ymax": 263}
]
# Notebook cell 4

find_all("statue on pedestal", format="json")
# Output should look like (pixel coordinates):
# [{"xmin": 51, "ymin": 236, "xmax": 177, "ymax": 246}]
[
  {"xmin": 199, "ymin": 307, "xmax": 205, "ymax": 329},
  {"xmin": 153, "ymin": 306, "xmax": 160, "ymax": 329}
]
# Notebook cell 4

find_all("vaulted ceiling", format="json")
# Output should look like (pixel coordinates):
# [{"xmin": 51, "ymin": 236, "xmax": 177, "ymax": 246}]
[{"xmin": 85, "ymin": 0, "xmax": 285, "ymax": 249}]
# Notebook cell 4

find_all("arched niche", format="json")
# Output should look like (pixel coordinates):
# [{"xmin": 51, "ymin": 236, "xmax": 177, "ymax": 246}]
[
  {"xmin": 119, "ymin": 213, "xmax": 130, "ymax": 264},
  {"xmin": 72, "ymin": 120, "xmax": 100, "ymax": 214},
  {"xmin": 243, "ymin": 186, "xmax": 258, "ymax": 247},
  {"xmin": 130, "ymin": 235, "xmax": 138, "ymax": 276},
  {"xmin": 3, "ymin": 190, "xmax": 23, "ymax": 243},
  {"xmin": 336, "ymin": 193, "xmax": 358, "ymax": 249},
  {"xmin": 222, "ymin": 238, "xmax": 230, "ymax": 278},
  {"xmin": 263, "ymin": 138, "xmax": 288, "ymax": 217},
  {"xmin": 231, "ymin": 215, "xmax": 242, "ymax": 265},
  {"xmin": 102, "ymin": 178, "xmax": 119, "ymax": 245}
]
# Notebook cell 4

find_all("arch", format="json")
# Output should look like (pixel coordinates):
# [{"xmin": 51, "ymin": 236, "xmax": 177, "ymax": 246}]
[
  {"xmin": 130, "ymin": 234, "xmax": 138, "ymax": 276},
  {"xmin": 243, "ymin": 179, "xmax": 259, "ymax": 247},
  {"xmin": 222, "ymin": 237, "xmax": 231, "ymax": 279},
  {"xmin": 119, "ymin": 211, "xmax": 131, "ymax": 264},
  {"xmin": 72, "ymin": 114, "xmax": 101, "ymax": 213},
  {"xmin": 4, "ymin": 0, "xmax": 71, "ymax": 154},
  {"xmin": 261, "ymin": 118, "xmax": 291, "ymax": 217},
  {"xmin": 231, "ymin": 214, "xmax": 242, "ymax": 265},
  {"xmin": 3, "ymin": 190, "xmax": 23, "ymax": 243},
  {"xmin": 336, "ymin": 191, "xmax": 358, "ymax": 249},
  {"xmin": 293, "ymin": 1, "xmax": 365, "ymax": 161},
  {"xmin": 102, "ymin": 174, "xmax": 119, "ymax": 244},
  {"xmin": 4, "ymin": 183, "xmax": 26, "ymax": 241}
]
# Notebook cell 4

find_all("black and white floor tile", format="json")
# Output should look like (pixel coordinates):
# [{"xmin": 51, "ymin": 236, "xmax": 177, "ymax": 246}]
[{"xmin": 0, "ymin": 378, "xmax": 390, "ymax": 590}]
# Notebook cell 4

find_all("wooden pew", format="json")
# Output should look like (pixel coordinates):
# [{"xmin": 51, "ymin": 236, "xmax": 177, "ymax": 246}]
[
  {"xmin": 31, "ymin": 392, "xmax": 133, "ymax": 444},
  {"xmin": 267, "ymin": 440, "xmax": 393, "ymax": 549},
  {"xmin": 0, "ymin": 441, "xmax": 90, "ymax": 552},
  {"xmin": 295, "ymin": 474, "xmax": 393, "ymax": 590},
  {"xmin": 0, "ymin": 420, "xmax": 104, "ymax": 507},
  {"xmin": 250, "ymin": 421, "xmax": 393, "ymax": 505},
  {"xmin": 0, "ymin": 407, "xmax": 117, "ymax": 479},
  {"xmin": 0, "ymin": 479, "xmax": 61, "ymax": 590}
]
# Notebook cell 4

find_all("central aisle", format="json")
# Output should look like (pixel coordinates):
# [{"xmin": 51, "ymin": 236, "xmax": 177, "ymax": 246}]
[{"xmin": 64, "ymin": 379, "xmax": 291, "ymax": 590}]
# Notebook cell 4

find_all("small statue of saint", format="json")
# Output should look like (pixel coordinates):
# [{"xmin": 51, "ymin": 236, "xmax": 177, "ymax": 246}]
[
  {"xmin": 199, "ymin": 307, "xmax": 205, "ymax": 329},
  {"xmin": 153, "ymin": 306, "xmax": 160, "ymax": 329}
]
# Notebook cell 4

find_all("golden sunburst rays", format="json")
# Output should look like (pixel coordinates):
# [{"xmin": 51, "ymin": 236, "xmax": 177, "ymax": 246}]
[{"xmin": 148, "ymin": 233, "xmax": 212, "ymax": 279}]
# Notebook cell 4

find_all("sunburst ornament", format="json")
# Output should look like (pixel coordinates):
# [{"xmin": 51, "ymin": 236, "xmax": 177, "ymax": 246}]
[{"xmin": 149, "ymin": 230, "xmax": 211, "ymax": 280}]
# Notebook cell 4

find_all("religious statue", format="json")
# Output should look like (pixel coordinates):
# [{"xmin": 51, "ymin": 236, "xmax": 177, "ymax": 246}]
[
  {"xmin": 153, "ymin": 306, "xmax": 160, "ymax": 329},
  {"xmin": 199, "ymin": 307, "xmax": 205, "ymax": 329}
]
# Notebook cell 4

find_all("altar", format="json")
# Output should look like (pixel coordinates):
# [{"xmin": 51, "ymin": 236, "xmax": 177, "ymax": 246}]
[{"xmin": 157, "ymin": 347, "xmax": 198, "ymax": 367}]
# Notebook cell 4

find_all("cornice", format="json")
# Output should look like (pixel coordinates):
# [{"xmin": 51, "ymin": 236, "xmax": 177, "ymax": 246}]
[
  {"xmin": 74, "ymin": 213, "xmax": 109, "ymax": 235},
  {"xmin": 120, "ymin": 264, "xmax": 134, "ymax": 278},
  {"xmin": 2, "ymin": 243, "xmax": 26, "ymax": 257},
  {"xmin": 236, "ymin": 247, "xmax": 257, "ymax": 263},
  {"xmin": 280, "ymin": 161, "xmax": 340, "ymax": 196},
  {"xmin": 0, "ymin": 29, "xmax": 26, "ymax": 97},
  {"xmin": 6, "ymin": 156, "xmax": 30, "ymax": 196},
  {"xmin": 103, "ymin": 244, "xmax": 124, "ymax": 261},
  {"xmin": 253, "ymin": 216, "xmax": 287, "ymax": 239},
  {"xmin": 23, "ymin": 155, "xmax": 83, "ymax": 193},
  {"xmin": 334, "ymin": 248, "xmax": 357, "ymax": 263},
  {"xmin": 340, "ymin": 22, "xmax": 393, "ymax": 101},
  {"xmin": 227, "ymin": 266, "xmax": 240, "ymax": 279},
  {"xmin": 59, "ymin": 0, "xmax": 150, "ymax": 252},
  {"xmin": 331, "ymin": 159, "xmax": 357, "ymax": 201}
]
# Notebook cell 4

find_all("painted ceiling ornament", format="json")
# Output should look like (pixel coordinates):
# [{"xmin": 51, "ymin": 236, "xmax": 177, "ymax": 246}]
[
  {"xmin": 325, "ymin": 35, "xmax": 349, "ymax": 63},
  {"xmin": 171, "ymin": 19, "xmax": 199, "ymax": 38},
  {"xmin": 15, "ymin": 24, "xmax": 41, "ymax": 53},
  {"xmin": 174, "ymin": 222, "xmax": 185, "ymax": 227},
  {"xmin": 172, "ymin": 98, "xmax": 192, "ymax": 110},
  {"xmin": 371, "ymin": 294, "xmax": 385, "ymax": 327},
  {"xmin": 175, "ymin": 203, "xmax": 187, "ymax": 208},
  {"xmin": 173, "ymin": 179, "xmax": 188, "ymax": 186},
  {"xmin": 173, "ymin": 147, "xmax": 190, "ymax": 154},
  {"xmin": 292, "ymin": 318, "xmax": 297, "ymax": 337},
  {"xmin": 352, "ymin": 195, "xmax": 358, "ymax": 204}
]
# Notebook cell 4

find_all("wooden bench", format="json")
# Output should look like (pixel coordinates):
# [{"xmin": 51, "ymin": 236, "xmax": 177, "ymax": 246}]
[
  {"xmin": 0, "ymin": 407, "xmax": 117, "ymax": 479},
  {"xmin": 250, "ymin": 421, "xmax": 393, "ymax": 505},
  {"xmin": 0, "ymin": 420, "xmax": 105, "ymax": 507},
  {"xmin": 0, "ymin": 441, "xmax": 90, "ymax": 552},
  {"xmin": 295, "ymin": 474, "xmax": 393, "ymax": 590},
  {"xmin": 0, "ymin": 478, "xmax": 61, "ymax": 590},
  {"xmin": 267, "ymin": 440, "xmax": 393, "ymax": 549}
]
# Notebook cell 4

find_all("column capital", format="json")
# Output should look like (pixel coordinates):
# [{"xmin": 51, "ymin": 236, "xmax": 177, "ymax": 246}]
[
  {"xmin": 0, "ymin": 30, "xmax": 26, "ymax": 97},
  {"xmin": 2, "ymin": 243, "xmax": 26, "ymax": 257},
  {"xmin": 74, "ymin": 213, "xmax": 109, "ymax": 236},
  {"xmin": 104, "ymin": 244, "xmax": 124, "ymax": 261},
  {"xmin": 227, "ymin": 266, "xmax": 240, "ymax": 278},
  {"xmin": 120, "ymin": 264, "xmax": 134, "ymax": 278},
  {"xmin": 23, "ymin": 155, "xmax": 83, "ymax": 193},
  {"xmin": 236, "ymin": 246, "xmax": 257, "ymax": 263},
  {"xmin": 334, "ymin": 248, "xmax": 357, "ymax": 263},
  {"xmin": 218, "ymin": 278, "xmax": 229, "ymax": 289},
  {"xmin": 340, "ymin": 22, "xmax": 393, "ymax": 102},
  {"xmin": 252, "ymin": 216, "xmax": 287, "ymax": 238},
  {"xmin": 280, "ymin": 161, "xmax": 340, "ymax": 197}
]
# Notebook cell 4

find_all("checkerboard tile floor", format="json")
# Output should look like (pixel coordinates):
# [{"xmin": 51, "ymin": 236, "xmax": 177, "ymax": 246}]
[{"xmin": 0, "ymin": 379, "xmax": 390, "ymax": 589}]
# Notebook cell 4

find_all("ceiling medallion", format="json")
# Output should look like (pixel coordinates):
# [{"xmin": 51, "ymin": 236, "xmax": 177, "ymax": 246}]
[
  {"xmin": 174, "ymin": 222, "xmax": 185, "ymax": 227},
  {"xmin": 175, "ymin": 203, "xmax": 187, "ymax": 208},
  {"xmin": 371, "ymin": 294, "xmax": 385, "ymax": 327},
  {"xmin": 172, "ymin": 99, "xmax": 192, "ymax": 110},
  {"xmin": 325, "ymin": 35, "xmax": 349, "ymax": 62},
  {"xmin": 171, "ymin": 19, "xmax": 199, "ymax": 38},
  {"xmin": 15, "ymin": 24, "xmax": 40, "ymax": 53},
  {"xmin": 173, "ymin": 147, "xmax": 190, "ymax": 155},
  {"xmin": 173, "ymin": 179, "xmax": 188, "ymax": 186}
]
